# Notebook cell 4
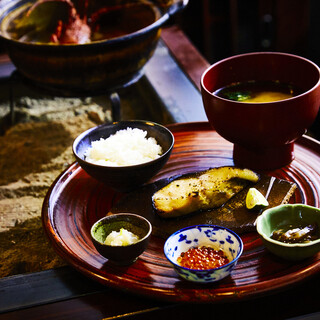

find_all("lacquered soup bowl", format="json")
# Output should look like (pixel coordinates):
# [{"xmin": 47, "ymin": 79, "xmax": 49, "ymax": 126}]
[{"xmin": 201, "ymin": 52, "xmax": 320, "ymax": 170}]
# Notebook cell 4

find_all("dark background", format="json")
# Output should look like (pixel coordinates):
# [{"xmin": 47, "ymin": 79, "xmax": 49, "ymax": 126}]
[
  {"xmin": 177, "ymin": 0, "xmax": 320, "ymax": 66},
  {"xmin": 175, "ymin": 0, "xmax": 320, "ymax": 137}
]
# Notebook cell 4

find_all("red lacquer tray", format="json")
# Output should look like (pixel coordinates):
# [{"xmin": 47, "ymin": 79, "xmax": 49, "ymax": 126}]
[{"xmin": 42, "ymin": 122, "xmax": 320, "ymax": 303}]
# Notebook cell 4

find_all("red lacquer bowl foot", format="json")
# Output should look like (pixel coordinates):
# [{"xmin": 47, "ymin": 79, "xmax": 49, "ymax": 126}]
[{"xmin": 233, "ymin": 142, "xmax": 295, "ymax": 170}]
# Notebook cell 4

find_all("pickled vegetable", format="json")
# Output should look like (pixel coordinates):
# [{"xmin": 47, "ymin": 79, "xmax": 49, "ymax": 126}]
[
  {"xmin": 104, "ymin": 228, "xmax": 139, "ymax": 246},
  {"xmin": 271, "ymin": 223, "xmax": 319, "ymax": 244}
]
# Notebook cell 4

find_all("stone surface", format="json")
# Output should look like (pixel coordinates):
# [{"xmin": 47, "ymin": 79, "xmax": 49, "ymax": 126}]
[
  {"xmin": 0, "ymin": 113, "xmax": 98, "ymax": 277},
  {"xmin": 0, "ymin": 74, "xmax": 171, "ymax": 278},
  {"xmin": 0, "ymin": 81, "xmax": 119, "ymax": 277}
]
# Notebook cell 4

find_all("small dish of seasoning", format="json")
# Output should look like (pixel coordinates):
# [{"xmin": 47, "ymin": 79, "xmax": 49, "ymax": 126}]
[
  {"xmin": 90, "ymin": 213, "xmax": 152, "ymax": 265},
  {"xmin": 164, "ymin": 225, "xmax": 243, "ymax": 283},
  {"xmin": 256, "ymin": 204, "xmax": 320, "ymax": 260}
]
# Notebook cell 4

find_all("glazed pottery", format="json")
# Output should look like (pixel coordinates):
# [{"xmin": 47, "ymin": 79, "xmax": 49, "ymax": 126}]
[
  {"xmin": 256, "ymin": 204, "xmax": 320, "ymax": 260},
  {"xmin": 73, "ymin": 120, "xmax": 174, "ymax": 192},
  {"xmin": 91, "ymin": 213, "xmax": 152, "ymax": 265},
  {"xmin": 164, "ymin": 224, "xmax": 243, "ymax": 283},
  {"xmin": 0, "ymin": 0, "xmax": 188, "ymax": 92}
]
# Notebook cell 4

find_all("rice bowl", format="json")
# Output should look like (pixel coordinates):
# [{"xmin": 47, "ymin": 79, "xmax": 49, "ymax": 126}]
[{"xmin": 73, "ymin": 120, "xmax": 174, "ymax": 192}]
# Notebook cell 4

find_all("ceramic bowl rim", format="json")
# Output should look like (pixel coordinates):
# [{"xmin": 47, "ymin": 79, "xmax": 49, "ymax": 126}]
[
  {"xmin": 90, "ymin": 213, "xmax": 152, "ymax": 247},
  {"xmin": 256, "ymin": 204, "xmax": 320, "ymax": 248},
  {"xmin": 73, "ymin": 120, "xmax": 174, "ymax": 169},
  {"xmin": 164, "ymin": 224, "xmax": 243, "ymax": 272},
  {"xmin": 200, "ymin": 51, "xmax": 320, "ymax": 103}
]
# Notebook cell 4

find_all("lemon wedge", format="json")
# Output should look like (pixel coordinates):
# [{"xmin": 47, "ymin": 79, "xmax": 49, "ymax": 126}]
[{"xmin": 246, "ymin": 188, "xmax": 269, "ymax": 211}]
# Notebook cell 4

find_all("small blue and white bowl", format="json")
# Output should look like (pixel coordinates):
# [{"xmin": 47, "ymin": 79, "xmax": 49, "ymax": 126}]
[{"xmin": 164, "ymin": 225, "xmax": 243, "ymax": 283}]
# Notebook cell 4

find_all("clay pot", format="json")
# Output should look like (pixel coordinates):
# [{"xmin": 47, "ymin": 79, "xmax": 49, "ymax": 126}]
[{"xmin": 0, "ymin": 0, "xmax": 188, "ymax": 92}]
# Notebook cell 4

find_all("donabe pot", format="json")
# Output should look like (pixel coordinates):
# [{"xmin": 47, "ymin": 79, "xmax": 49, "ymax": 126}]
[{"xmin": 0, "ymin": 0, "xmax": 188, "ymax": 92}]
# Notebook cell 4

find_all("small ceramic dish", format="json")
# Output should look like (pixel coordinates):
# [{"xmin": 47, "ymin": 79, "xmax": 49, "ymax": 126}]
[
  {"xmin": 256, "ymin": 204, "xmax": 320, "ymax": 260},
  {"xmin": 164, "ymin": 225, "xmax": 243, "ymax": 283},
  {"xmin": 73, "ymin": 120, "xmax": 174, "ymax": 192},
  {"xmin": 90, "ymin": 213, "xmax": 152, "ymax": 265}
]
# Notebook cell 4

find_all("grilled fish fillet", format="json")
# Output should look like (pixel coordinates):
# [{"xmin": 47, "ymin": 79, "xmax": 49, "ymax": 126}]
[{"xmin": 152, "ymin": 166, "xmax": 259, "ymax": 218}]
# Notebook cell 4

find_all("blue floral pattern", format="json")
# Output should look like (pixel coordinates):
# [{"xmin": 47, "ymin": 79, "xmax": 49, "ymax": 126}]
[{"xmin": 164, "ymin": 224, "xmax": 243, "ymax": 283}]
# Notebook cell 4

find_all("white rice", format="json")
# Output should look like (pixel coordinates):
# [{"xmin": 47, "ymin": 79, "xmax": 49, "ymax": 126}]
[{"xmin": 85, "ymin": 127, "xmax": 163, "ymax": 166}]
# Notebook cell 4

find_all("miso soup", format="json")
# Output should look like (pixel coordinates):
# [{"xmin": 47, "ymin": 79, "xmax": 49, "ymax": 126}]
[{"xmin": 214, "ymin": 80, "xmax": 302, "ymax": 103}]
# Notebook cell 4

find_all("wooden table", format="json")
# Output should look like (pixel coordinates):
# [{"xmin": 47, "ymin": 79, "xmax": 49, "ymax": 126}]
[{"xmin": 0, "ymin": 26, "xmax": 319, "ymax": 320}]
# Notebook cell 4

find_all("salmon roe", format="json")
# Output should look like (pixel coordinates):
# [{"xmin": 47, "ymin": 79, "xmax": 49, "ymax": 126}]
[{"xmin": 177, "ymin": 246, "xmax": 230, "ymax": 270}]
